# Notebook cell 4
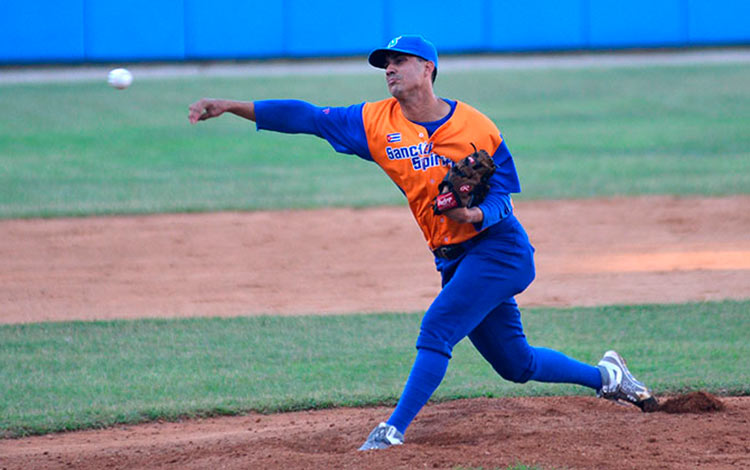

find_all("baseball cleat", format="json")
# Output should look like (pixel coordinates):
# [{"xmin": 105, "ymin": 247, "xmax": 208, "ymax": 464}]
[
  {"xmin": 597, "ymin": 350, "xmax": 658, "ymax": 412},
  {"xmin": 358, "ymin": 422, "xmax": 404, "ymax": 451}
]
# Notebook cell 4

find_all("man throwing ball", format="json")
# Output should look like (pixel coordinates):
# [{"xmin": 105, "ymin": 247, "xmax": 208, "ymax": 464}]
[{"xmin": 188, "ymin": 35, "xmax": 657, "ymax": 451}]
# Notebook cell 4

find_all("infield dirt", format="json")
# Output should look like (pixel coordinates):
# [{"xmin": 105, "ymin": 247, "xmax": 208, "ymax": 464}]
[
  {"xmin": 1, "ymin": 195, "xmax": 750, "ymax": 469},
  {"xmin": 3, "ymin": 394, "xmax": 748, "ymax": 470},
  {"xmin": 2, "ymin": 195, "xmax": 749, "ymax": 323}
]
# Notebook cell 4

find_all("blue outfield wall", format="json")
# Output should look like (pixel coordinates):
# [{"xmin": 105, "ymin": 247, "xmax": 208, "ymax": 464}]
[{"xmin": 0, "ymin": 0, "xmax": 748, "ymax": 64}]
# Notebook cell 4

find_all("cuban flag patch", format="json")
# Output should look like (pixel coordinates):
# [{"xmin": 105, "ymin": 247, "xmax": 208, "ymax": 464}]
[{"xmin": 386, "ymin": 133, "xmax": 402, "ymax": 143}]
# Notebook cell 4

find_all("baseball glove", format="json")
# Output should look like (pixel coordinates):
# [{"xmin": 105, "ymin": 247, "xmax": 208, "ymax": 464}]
[{"xmin": 433, "ymin": 144, "xmax": 496, "ymax": 214}]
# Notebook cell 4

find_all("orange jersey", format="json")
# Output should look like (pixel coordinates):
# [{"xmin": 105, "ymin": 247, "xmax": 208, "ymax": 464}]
[
  {"xmin": 362, "ymin": 98, "xmax": 504, "ymax": 250},
  {"xmin": 254, "ymin": 97, "xmax": 520, "ymax": 250}
]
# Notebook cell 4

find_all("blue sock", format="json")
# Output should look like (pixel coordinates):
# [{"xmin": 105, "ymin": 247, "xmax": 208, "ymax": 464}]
[
  {"xmin": 386, "ymin": 348, "xmax": 449, "ymax": 434},
  {"xmin": 530, "ymin": 347, "xmax": 602, "ymax": 389}
]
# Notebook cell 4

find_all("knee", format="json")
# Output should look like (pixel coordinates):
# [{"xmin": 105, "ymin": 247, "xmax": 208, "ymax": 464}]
[
  {"xmin": 416, "ymin": 330, "xmax": 454, "ymax": 358},
  {"xmin": 417, "ymin": 306, "xmax": 469, "ymax": 358},
  {"xmin": 496, "ymin": 363, "xmax": 535, "ymax": 384},
  {"xmin": 492, "ymin": 344, "xmax": 537, "ymax": 384}
]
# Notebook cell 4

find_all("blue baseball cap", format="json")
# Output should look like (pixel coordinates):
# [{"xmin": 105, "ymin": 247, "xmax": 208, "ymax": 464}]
[{"xmin": 368, "ymin": 35, "xmax": 438, "ymax": 71}]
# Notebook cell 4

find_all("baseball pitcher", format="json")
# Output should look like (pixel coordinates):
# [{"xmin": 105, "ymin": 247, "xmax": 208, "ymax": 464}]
[{"xmin": 188, "ymin": 35, "xmax": 657, "ymax": 451}]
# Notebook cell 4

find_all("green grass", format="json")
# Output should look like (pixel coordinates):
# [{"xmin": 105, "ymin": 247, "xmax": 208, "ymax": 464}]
[
  {"xmin": 1, "ymin": 300, "xmax": 747, "ymax": 438},
  {"xmin": 1, "ymin": 63, "xmax": 748, "ymax": 218}
]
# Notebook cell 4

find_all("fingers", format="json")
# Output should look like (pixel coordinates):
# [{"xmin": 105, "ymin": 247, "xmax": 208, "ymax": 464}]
[
  {"xmin": 188, "ymin": 101, "xmax": 205, "ymax": 124},
  {"xmin": 188, "ymin": 99, "xmax": 215, "ymax": 124}
]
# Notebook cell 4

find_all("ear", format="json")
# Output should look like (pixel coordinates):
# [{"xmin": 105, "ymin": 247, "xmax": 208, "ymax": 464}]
[{"xmin": 423, "ymin": 61, "xmax": 435, "ymax": 80}]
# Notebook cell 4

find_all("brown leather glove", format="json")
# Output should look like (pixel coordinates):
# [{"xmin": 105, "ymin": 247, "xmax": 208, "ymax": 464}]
[{"xmin": 433, "ymin": 145, "xmax": 496, "ymax": 214}]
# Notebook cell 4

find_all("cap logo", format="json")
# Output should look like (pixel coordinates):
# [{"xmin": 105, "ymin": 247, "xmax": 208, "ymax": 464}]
[{"xmin": 387, "ymin": 36, "xmax": 402, "ymax": 48}]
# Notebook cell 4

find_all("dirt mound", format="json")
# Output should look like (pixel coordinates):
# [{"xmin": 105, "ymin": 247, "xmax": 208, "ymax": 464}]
[
  {"xmin": 3, "ymin": 396, "xmax": 750, "ymax": 470},
  {"xmin": 657, "ymin": 391, "xmax": 726, "ymax": 414}
]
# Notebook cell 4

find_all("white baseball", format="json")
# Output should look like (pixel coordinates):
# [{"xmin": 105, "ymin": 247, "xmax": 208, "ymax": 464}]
[{"xmin": 107, "ymin": 68, "xmax": 133, "ymax": 89}]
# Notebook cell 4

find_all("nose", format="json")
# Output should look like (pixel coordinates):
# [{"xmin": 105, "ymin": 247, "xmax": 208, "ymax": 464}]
[{"xmin": 385, "ymin": 61, "xmax": 396, "ymax": 74}]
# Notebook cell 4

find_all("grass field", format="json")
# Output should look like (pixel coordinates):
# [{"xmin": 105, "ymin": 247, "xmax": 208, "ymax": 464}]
[
  {"xmin": 1, "ymin": 300, "xmax": 748, "ymax": 438},
  {"xmin": 1, "ymin": 60, "xmax": 748, "ymax": 443},
  {"xmin": 1, "ymin": 63, "xmax": 748, "ymax": 218}
]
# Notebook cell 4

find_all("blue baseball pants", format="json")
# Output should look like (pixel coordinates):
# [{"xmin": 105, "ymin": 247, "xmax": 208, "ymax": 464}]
[{"xmin": 386, "ymin": 215, "xmax": 602, "ymax": 434}]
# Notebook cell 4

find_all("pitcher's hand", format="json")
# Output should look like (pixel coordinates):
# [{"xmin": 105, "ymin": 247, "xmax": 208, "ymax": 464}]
[{"xmin": 188, "ymin": 98, "xmax": 226, "ymax": 124}]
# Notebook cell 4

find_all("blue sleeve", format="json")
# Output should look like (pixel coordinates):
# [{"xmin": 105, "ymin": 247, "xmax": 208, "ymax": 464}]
[
  {"xmin": 475, "ymin": 191, "xmax": 514, "ymax": 231},
  {"xmin": 254, "ymin": 100, "xmax": 372, "ymax": 161},
  {"xmin": 490, "ymin": 139, "xmax": 521, "ymax": 194},
  {"xmin": 475, "ymin": 139, "xmax": 520, "ymax": 230}
]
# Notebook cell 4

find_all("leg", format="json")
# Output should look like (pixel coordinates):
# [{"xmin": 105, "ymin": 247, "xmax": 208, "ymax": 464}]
[
  {"xmin": 468, "ymin": 299, "xmax": 602, "ymax": 388},
  {"xmin": 360, "ymin": 216, "xmax": 537, "ymax": 450},
  {"xmin": 384, "ymin": 347, "xmax": 449, "ymax": 434},
  {"xmin": 387, "ymin": 227, "xmax": 537, "ymax": 434}
]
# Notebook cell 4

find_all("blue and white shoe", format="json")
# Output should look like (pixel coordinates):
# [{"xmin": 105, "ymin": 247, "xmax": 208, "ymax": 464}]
[
  {"xmin": 597, "ymin": 350, "xmax": 658, "ymax": 412},
  {"xmin": 358, "ymin": 422, "xmax": 404, "ymax": 451}
]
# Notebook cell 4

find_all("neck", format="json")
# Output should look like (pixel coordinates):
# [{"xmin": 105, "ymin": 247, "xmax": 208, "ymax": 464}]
[{"xmin": 397, "ymin": 89, "xmax": 450, "ymax": 122}]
